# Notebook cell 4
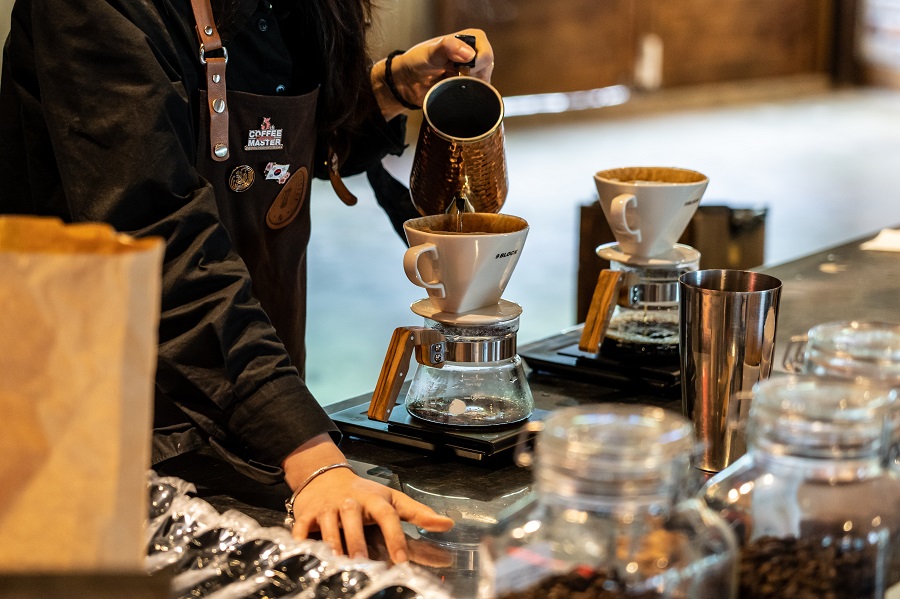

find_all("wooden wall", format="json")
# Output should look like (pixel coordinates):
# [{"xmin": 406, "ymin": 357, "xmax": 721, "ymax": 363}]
[{"xmin": 436, "ymin": 0, "xmax": 836, "ymax": 96}]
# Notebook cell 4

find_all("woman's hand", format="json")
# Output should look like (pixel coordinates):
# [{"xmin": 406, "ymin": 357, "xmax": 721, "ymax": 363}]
[
  {"xmin": 282, "ymin": 435, "xmax": 454, "ymax": 563},
  {"xmin": 371, "ymin": 29, "xmax": 495, "ymax": 121}
]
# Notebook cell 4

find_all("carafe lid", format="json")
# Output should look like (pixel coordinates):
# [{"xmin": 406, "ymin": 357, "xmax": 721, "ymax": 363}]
[
  {"xmin": 597, "ymin": 242, "xmax": 700, "ymax": 267},
  {"xmin": 410, "ymin": 298, "xmax": 522, "ymax": 325}
]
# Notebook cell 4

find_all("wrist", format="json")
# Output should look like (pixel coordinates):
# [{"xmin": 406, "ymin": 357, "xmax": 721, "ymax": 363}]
[
  {"xmin": 282, "ymin": 433, "xmax": 348, "ymax": 489},
  {"xmin": 284, "ymin": 461, "xmax": 357, "ymax": 522},
  {"xmin": 371, "ymin": 52, "xmax": 419, "ymax": 122}
]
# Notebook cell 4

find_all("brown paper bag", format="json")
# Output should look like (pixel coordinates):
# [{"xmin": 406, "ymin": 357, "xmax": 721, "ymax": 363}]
[{"xmin": 0, "ymin": 216, "xmax": 163, "ymax": 572}]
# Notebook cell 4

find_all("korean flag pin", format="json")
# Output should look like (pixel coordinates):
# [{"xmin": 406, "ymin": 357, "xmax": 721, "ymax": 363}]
[{"xmin": 265, "ymin": 162, "xmax": 291, "ymax": 185}]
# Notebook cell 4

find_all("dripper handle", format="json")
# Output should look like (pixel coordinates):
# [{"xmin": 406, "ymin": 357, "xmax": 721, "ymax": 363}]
[
  {"xmin": 368, "ymin": 326, "xmax": 445, "ymax": 422},
  {"xmin": 454, "ymin": 33, "xmax": 477, "ymax": 76}
]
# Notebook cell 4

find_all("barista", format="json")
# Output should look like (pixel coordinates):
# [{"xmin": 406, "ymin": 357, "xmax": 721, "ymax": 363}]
[{"xmin": 0, "ymin": 0, "xmax": 494, "ymax": 564}]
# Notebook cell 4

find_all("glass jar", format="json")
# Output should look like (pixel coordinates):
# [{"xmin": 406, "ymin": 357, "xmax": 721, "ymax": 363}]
[
  {"xmin": 701, "ymin": 376, "xmax": 900, "ymax": 598},
  {"xmin": 401, "ymin": 478, "xmax": 533, "ymax": 598},
  {"xmin": 478, "ymin": 404, "xmax": 738, "ymax": 598},
  {"xmin": 597, "ymin": 243, "xmax": 700, "ymax": 362},
  {"xmin": 405, "ymin": 314, "xmax": 533, "ymax": 427},
  {"xmin": 783, "ymin": 321, "xmax": 900, "ymax": 471}
]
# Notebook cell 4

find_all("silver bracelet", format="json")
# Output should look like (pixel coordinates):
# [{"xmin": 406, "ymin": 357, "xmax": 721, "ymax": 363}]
[{"xmin": 284, "ymin": 461, "xmax": 357, "ymax": 523}]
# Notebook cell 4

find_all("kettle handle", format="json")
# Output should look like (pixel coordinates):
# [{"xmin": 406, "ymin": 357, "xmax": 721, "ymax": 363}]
[
  {"xmin": 368, "ymin": 327, "xmax": 446, "ymax": 422},
  {"xmin": 454, "ymin": 33, "xmax": 477, "ymax": 75}
]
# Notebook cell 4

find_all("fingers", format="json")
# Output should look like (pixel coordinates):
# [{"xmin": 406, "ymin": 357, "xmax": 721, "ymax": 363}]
[
  {"xmin": 339, "ymin": 498, "xmax": 369, "ymax": 559},
  {"xmin": 285, "ymin": 475, "xmax": 456, "ymax": 566},
  {"xmin": 417, "ymin": 28, "xmax": 494, "ymax": 79},
  {"xmin": 291, "ymin": 513, "xmax": 312, "ymax": 541},
  {"xmin": 318, "ymin": 509, "xmax": 344, "ymax": 556},
  {"xmin": 363, "ymin": 495, "xmax": 409, "ymax": 564},
  {"xmin": 436, "ymin": 32, "xmax": 476, "ymax": 67},
  {"xmin": 387, "ymin": 28, "xmax": 495, "ymax": 111},
  {"xmin": 446, "ymin": 28, "xmax": 494, "ymax": 81},
  {"xmin": 292, "ymin": 499, "xmax": 369, "ymax": 560},
  {"xmin": 390, "ymin": 492, "xmax": 455, "ymax": 532}
]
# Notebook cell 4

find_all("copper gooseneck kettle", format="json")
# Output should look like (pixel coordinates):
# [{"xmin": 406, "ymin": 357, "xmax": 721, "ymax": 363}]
[{"xmin": 409, "ymin": 35, "xmax": 508, "ymax": 216}]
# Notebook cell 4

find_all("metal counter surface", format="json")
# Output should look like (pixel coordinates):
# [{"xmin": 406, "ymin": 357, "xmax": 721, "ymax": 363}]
[{"xmin": 759, "ymin": 229, "xmax": 899, "ymax": 372}]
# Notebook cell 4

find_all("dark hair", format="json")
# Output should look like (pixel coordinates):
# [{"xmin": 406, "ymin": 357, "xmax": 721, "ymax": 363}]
[{"xmin": 215, "ymin": 0, "xmax": 374, "ymax": 139}]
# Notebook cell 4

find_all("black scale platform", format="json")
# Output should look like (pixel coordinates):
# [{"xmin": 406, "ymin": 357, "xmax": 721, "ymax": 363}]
[{"xmin": 331, "ymin": 326, "xmax": 682, "ymax": 462}]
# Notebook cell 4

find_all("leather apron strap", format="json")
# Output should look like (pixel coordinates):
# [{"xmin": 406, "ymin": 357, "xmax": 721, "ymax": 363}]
[{"xmin": 189, "ymin": 0, "xmax": 230, "ymax": 161}]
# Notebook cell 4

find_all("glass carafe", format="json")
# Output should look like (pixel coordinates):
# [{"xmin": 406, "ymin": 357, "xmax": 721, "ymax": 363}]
[
  {"xmin": 478, "ymin": 404, "xmax": 738, "ymax": 598},
  {"xmin": 701, "ymin": 376, "xmax": 900, "ymax": 598},
  {"xmin": 597, "ymin": 243, "xmax": 700, "ymax": 362},
  {"xmin": 405, "ymin": 314, "xmax": 533, "ymax": 427}
]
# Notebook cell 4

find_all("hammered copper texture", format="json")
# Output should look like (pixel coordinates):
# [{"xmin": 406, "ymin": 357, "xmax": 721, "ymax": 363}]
[{"xmin": 409, "ymin": 122, "xmax": 508, "ymax": 216}]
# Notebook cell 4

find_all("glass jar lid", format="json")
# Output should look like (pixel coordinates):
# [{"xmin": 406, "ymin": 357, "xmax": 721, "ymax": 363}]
[
  {"xmin": 805, "ymin": 321, "xmax": 900, "ymax": 386},
  {"xmin": 534, "ymin": 404, "xmax": 695, "ymax": 497},
  {"xmin": 749, "ymin": 375, "xmax": 894, "ymax": 459}
]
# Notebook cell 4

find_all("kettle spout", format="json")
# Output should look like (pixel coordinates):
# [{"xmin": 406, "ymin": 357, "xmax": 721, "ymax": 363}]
[
  {"xmin": 446, "ymin": 175, "xmax": 476, "ymax": 215},
  {"xmin": 446, "ymin": 193, "xmax": 475, "ymax": 215}
]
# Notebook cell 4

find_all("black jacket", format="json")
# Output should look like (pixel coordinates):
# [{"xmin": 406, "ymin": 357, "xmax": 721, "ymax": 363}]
[{"xmin": 0, "ymin": 0, "xmax": 415, "ymax": 481}]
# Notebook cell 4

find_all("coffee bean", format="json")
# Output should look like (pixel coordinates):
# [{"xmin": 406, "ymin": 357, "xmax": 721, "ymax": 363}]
[
  {"xmin": 496, "ymin": 567, "xmax": 666, "ymax": 599},
  {"xmin": 738, "ymin": 534, "xmax": 880, "ymax": 598}
]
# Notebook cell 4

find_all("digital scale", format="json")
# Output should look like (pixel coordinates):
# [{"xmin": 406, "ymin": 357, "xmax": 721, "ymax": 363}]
[{"xmin": 330, "ymin": 386, "xmax": 551, "ymax": 462}]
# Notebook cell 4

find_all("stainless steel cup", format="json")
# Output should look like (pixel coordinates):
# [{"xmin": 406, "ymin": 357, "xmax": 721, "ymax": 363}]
[{"xmin": 679, "ymin": 269, "xmax": 782, "ymax": 472}]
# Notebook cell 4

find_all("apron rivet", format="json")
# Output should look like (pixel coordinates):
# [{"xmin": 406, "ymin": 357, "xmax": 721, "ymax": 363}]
[
  {"xmin": 214, "ymin": 144, "xmax": 229, "ymax": 158},
  {"xmin": 212, "ymin": 74, "xmax": 221, "ymax": 84},
  {"xmin": 228, "ymin": 165, "xmax": 255, "ymax": 192},
  {"xmin": 213, "ymin": 98, "xmax": 226, "ymax": 113},
  {"xmin": 204, "ymin": 25, "xmax": 213, "ymax": 36}
]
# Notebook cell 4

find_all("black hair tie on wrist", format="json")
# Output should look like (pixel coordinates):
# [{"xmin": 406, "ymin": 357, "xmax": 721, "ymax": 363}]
[{"xmin": 385, "ymin": 50, "xmax": 421, "ymax": 111}]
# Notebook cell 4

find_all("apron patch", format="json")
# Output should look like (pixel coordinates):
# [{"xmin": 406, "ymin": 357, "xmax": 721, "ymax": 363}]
[
  {"xmin": 228, "ymin": 165, "xmax": 255, "ymax": 192},
  {"xmin": 266, "ymin": 166, "xmax": 308, "ymax": 230},
  {"xmin": 264, "ymin": 162, "xmax": 291, "ymax": 184},
  {"xmin": 245, "ymin": 116, "xmax": 284, "ymax": 151}
]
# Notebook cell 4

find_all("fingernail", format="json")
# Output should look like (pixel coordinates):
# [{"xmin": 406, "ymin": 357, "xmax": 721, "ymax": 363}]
[
  {"xmin": 460, "ymin": 46, "xmax": 475, "ymax": 59},
  {"xmin": 393, "ymin": 549, "xmax": 408, "ymax": 564},
  {"xmin": 353, "ymin": 551, "xmax": 367, "ymax": 560}
]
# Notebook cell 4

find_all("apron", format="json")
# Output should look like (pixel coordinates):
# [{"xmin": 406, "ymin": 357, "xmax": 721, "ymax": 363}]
[{"xmin": 191, "ymin": 0, "xmax": 317, "ymax": 376}]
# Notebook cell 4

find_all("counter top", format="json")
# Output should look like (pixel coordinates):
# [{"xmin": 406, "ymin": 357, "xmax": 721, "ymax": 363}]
[
  {"xmin": 171, "ymin": 227, "xmax": 898, "ymax": 598},
  {"xmin": 760, "ymin": 229, "xmax": 899, "ymax": 371}
]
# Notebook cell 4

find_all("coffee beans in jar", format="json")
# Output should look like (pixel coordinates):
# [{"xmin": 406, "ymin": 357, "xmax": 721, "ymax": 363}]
[
  {"xmin": 701, "ymin": 377, "xmax": 900, "ymax": 599},
  {"xmin": 496, "ymin": 566, "xmax": 663, "ymax": 599},
  {"xmin": 738, "ymin": 534, "xmax": 882, "ymax": 599},
  {"xmin": 478, "ymin": 405, "xmax": 738, "ymax": 598}
]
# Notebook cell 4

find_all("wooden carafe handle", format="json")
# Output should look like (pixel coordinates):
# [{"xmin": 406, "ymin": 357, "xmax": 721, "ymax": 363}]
[
  {"xmin": 368, "ymin": 327, "xmax": 446, "ymax": 422},
  {"xmin": 578, "ymin": 269, "xmax": 624, "ymax": 353}
]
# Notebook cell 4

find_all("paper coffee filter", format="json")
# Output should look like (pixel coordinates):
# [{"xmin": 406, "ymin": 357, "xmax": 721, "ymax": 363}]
[
  {"xmin": 596, "ymin": 166, "xmax": 708, "ymax": 185},
  {"xmin": 408, "ymin": 212, "xmax": 528, "ymax": 236}
]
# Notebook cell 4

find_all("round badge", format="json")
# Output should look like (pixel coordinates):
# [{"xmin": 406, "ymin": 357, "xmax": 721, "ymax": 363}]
[{"xmin": 228, "ymin": 165, "xmax": 255, "ymax": 192}]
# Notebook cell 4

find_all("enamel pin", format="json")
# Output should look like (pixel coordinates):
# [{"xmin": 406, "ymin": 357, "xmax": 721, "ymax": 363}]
[
  {"xmin": 228, "ymin": 165, "xmax": 255, "ymax": 192},
  {"xmin": 245, "ymin": 116, "xmax": 284, "ymax": 151}
]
